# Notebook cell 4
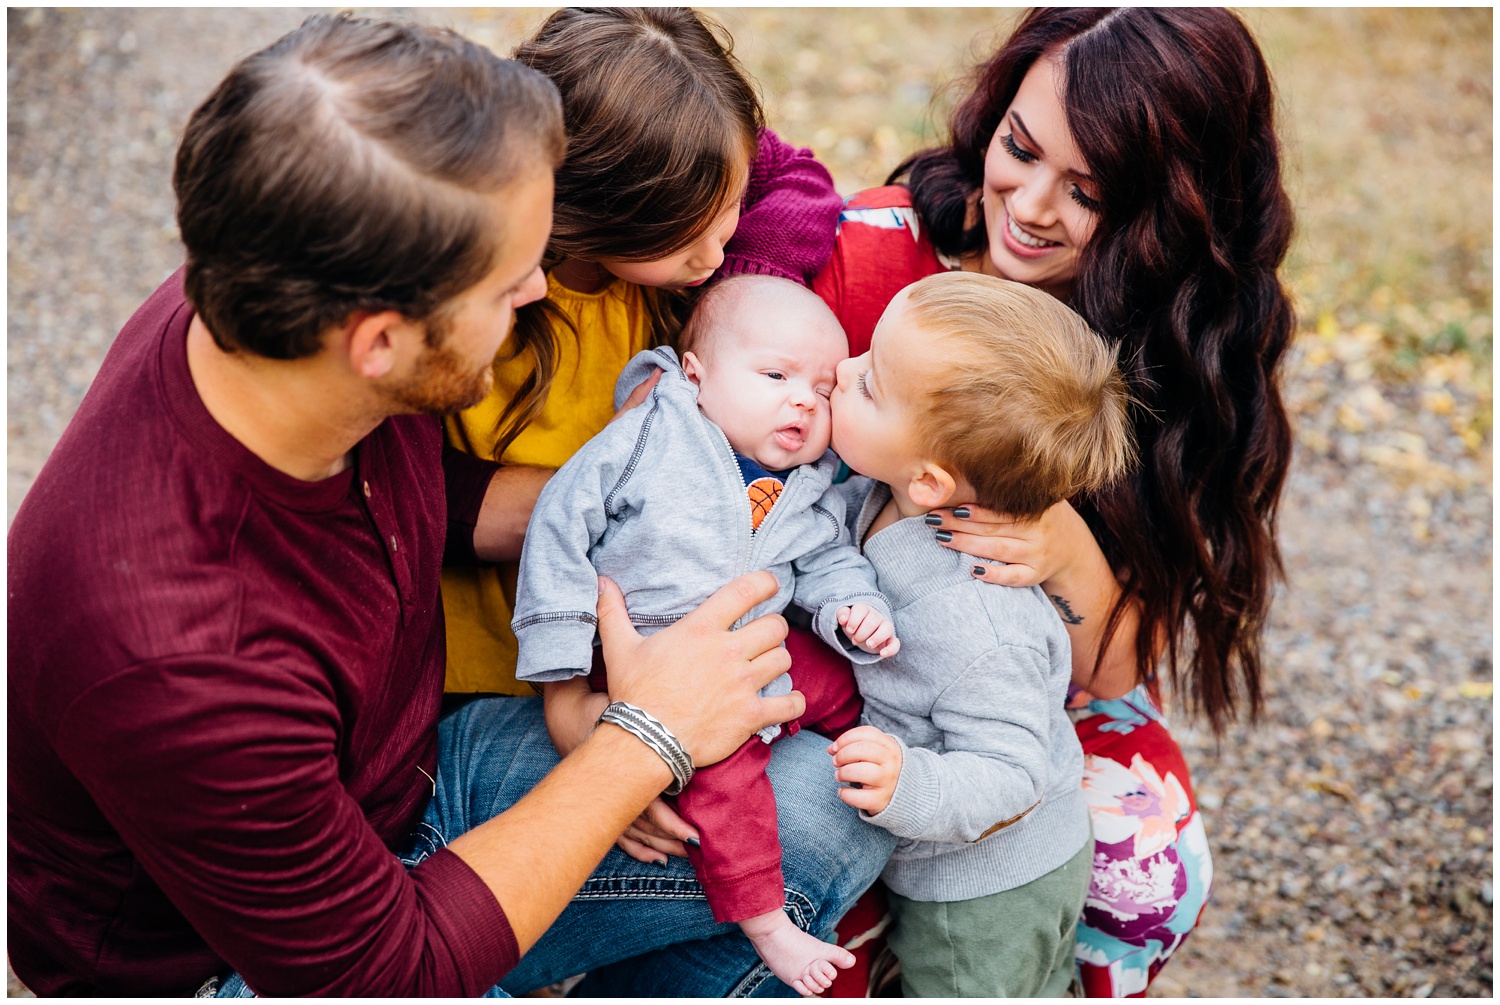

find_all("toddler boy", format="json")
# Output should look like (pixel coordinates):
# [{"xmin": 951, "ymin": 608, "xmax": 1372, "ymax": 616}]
[
  {"xmin": 513, "ymin": 275, "xmax": 898, "ymax": 994},
  {"xmin": 826, "ymin": 271, "xmax": 1132, "ymax": 997}
]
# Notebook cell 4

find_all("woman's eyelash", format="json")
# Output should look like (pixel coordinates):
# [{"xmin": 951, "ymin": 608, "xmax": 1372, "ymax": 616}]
[
  {"xmin": 1069, "ymin": 186, "xmax": 1101, "ymax": 212},
  {"xmin": 1000, "ymin": 132, "xmax": 1035, "ymax": 164},
  {"xmin": 1003, "ymin": 131, "xmax": 1101, "ymax": 212},
  {"xmin": 765, "ymin": 371, "xmax": 786, "ymax": 381},
  {"xmin": 857, "ymin": 371, "xmax": 872, "ymax": 399}
]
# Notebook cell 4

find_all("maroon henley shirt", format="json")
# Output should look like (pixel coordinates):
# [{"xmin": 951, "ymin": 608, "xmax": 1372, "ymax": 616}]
[{"xmin": 8, "ymin": 273, "xmax": 518, "ymax": 995}]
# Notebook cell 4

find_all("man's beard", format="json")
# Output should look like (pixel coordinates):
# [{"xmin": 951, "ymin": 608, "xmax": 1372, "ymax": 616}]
[{"xmin": 385, "ymin": 315, "xmax": 494, "ymax": 416}]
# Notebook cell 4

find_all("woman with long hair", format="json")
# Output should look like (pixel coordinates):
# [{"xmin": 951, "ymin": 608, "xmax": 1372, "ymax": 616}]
[{"xmin": 814, "ymin": 7, "xmax": 1295, "ymax": 994}]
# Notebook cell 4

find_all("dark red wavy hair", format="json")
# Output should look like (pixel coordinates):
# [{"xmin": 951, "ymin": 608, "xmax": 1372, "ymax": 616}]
[{"xmin": 892, "ymin": 8, "xmax": 1296, "ymax": 734}]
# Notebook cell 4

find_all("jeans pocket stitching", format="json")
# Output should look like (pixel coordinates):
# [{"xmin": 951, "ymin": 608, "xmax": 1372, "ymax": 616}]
[
  {"xmin": 575, "ymin": 874, "xmax": 705, "ymax": 899},
  {"xmin": 728, "ymin": 962, "xmax": 775, "ymax": 998},
  {"xmin": 399, "ymin": 821, "xmax": 448, "ymax": 869}
]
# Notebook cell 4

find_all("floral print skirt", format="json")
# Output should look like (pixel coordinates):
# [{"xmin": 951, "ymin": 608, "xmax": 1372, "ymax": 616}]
[{"xmin": 1071, "ymin": 684, "xmax": 1213, "ymax": 996}]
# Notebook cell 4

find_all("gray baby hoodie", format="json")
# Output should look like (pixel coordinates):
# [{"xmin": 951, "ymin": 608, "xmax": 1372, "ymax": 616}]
[
  {"xmin": 512, "ymin": 347, "xmax": 892, "ymax": 721},
  {"xmin": 849, "ymin": 480, "xmax": 1091, "ymax": 902}
]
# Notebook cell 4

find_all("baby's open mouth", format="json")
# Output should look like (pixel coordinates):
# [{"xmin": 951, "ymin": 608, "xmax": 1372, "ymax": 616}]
[{"xmin": 773, "ymin": 424, "xmax": 806, "ymax": 451}]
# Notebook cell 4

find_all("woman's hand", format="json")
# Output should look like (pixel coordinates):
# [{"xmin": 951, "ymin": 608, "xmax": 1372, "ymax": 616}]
[
  {"xmin": 928, "ymin": 500, "xmax": 1144, "ymax": 699},
  {"xmin": 923, "ymin": 499, "xmax": 1091, "ymax": 588},
  {"xmin": 616, "ymin": 798, "xmax": 699, "ymax": 865}
]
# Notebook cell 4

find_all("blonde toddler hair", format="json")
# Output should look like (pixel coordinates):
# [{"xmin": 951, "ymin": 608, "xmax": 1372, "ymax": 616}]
[{"xmin": 905, "ymin": 272, "xmax": 1133, "ymax": 519}]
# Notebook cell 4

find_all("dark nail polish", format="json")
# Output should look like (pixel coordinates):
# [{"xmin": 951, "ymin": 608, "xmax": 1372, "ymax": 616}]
[
  {"xmin": 685, "ymin": 836, "xmax": 701, "ymax": 849},
  {"xmin": 923, "ymin": 514, "xmax": 943, "ymax": 526},
  {"xmin": 934, "ymin": 530, "xmax": 953, "ymax": 543},
  {"xmin": 973, "ymin": 566, "xmax": 987, "ymax": 577},
  {"xmin": 653, "ymin": 858, "xmax": 669, "ymax": 869},
  {"xmin": 952, "ymin": 507, "xmax": 971, "ymax": 519}
]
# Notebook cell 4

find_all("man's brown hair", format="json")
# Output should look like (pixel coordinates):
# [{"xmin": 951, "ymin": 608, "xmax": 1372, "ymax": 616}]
[
  {"xmin": 175, "ymin": 13, "xmax": 564, "ymax": 360},
  {"xmin": 906, "ymin": 272, "xmax": 1133, "ymax": 519}
]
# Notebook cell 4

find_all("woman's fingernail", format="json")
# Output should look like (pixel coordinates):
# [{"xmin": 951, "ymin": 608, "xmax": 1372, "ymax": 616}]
[
  {"xmin": 934, "ymin": 530, "xmax": 953, "ymax": 543},
  {"xmin": 952, "ymin": 507, "xmax": 971, "ymax": 519},
  {"xmin": 685, "ymin": 836, "xmax": 701, "ymax": 848},
  {"xmin": 923, "ymin": 514, "xmax": 943, "ymax": 526},
  {"xmin": 654, "ymin": 858, "xmax": 669, "ymax": 869},
  {"xmin": 973, "ymin": 566, "xmax": 987, "ymax": 577}
]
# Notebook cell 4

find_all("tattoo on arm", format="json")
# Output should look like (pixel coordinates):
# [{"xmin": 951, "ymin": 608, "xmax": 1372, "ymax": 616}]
[{"xmin": 1049, "ymin": 594, "xmax": 1084, "ymax": 625}]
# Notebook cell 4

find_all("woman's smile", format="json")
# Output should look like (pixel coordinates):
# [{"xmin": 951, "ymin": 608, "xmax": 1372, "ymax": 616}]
[{"xmin": 1000, "ymin": 208, "xmax": 1062, "ymax": 256}]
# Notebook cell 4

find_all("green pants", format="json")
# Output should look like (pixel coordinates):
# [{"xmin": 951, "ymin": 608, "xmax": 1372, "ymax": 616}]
[{"xmin": 887, "ymin": 837, "xmax": 1094, "ymax": 997}]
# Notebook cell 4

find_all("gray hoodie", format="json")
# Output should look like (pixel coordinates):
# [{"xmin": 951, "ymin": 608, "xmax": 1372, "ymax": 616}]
[
  {"xmin": 512, "ymin": 347, "xmax": 892, "ymax": 728},
  {"xmin": 849, "ymin": 480, "xmax": 1091, "ymax": 902}
]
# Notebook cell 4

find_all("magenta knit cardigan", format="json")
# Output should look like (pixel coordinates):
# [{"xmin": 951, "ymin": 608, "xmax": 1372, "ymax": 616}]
[{"xmin": 719, "ymin": 127, "xmax": 843, "ymax": 287}]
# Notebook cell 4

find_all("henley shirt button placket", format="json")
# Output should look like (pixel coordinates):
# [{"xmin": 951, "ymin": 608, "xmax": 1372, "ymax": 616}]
[{"xmin": 360, "ymin": 464, "xmax": 413, "ymax": 624}]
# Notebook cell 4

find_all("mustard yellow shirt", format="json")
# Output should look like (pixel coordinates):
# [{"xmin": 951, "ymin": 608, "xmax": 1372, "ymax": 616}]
[{"xmin": 442, "ymin": 273, "xmax": 654, "ymax": 694}]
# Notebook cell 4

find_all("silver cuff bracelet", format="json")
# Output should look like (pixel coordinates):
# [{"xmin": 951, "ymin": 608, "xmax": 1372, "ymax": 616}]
[{"xmin": 597, "ymin": 701, "xmax": 695, "ymax": 796}]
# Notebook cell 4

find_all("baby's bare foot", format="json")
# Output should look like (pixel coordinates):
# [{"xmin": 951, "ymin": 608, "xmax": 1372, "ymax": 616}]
[{"xmin": 740, "ymin": 908, "xmax": 855, "ymax": 996}]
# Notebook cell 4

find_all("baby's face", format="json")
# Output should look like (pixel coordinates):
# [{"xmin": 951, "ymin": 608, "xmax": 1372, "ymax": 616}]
[{"xmin": 686, "ymin": 302, "xmax": 845, "ymax": 471}]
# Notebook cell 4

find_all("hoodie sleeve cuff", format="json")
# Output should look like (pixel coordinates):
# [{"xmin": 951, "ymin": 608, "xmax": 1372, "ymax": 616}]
[
  {"xmin": 513, "ymin": 615, "xmax": 599, "ymax": 682},
  {"xmin": 862, "ymin": 739, "xmax": 942, "ymax": 839}
]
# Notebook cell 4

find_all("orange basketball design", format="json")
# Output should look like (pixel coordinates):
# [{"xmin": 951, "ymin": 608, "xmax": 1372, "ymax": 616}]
[{"xmin": 747, "ymin": 477, "xmax": 783, "ymax": 531}]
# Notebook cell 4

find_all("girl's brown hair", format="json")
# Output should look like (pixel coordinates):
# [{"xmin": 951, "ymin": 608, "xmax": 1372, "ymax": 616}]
[
  {"xmin": 481, "ymin": 7, "xmax": 764, "ymax": 460},
  {"xmin": 892, "ymin": 8, "xmax": 1296, "ymax": 734}
]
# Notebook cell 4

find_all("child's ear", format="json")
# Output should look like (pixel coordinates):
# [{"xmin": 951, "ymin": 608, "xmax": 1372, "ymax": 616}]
[
  {"xmin": 681, "ymin": 350, "xmax": 705, "ymax": 386},
  {"xmin": 345, "ymin": 309, "xmax": 410, "ymax": 380},
  {"xmin": 907, "ymin": 463, "xmax": 959, "ymax": 511}
]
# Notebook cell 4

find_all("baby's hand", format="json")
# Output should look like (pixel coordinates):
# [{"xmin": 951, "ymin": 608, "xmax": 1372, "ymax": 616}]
[
  {"xmin": 827, "ymin": 725, "xmax": 903, "ymax": 814},
  {"xmin": 837, "ymin": 603, "xmax": 900, "ymax": 657}
]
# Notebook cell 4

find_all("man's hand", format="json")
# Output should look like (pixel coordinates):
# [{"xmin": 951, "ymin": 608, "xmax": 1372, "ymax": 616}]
[
  {"xmin": 837, "ymin": 603, "xmax": 900, "ymax": 657},
  {"xmin": 597, "ymin": 571, "xmax": 802, "ymax": 769},
  {"xmin": 827, "ymin": 726, "xmax": 902, "ymax": 814}
]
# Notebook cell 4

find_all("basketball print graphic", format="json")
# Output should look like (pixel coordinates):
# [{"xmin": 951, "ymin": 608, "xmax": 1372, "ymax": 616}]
[{"xmin": 747, "ymin": 476, "xmax": 783, "ymax": 531}]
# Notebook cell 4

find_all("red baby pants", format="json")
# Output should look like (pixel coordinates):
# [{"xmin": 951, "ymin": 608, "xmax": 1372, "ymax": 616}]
[{"xmin": 589, "ymin": 624, "xmax": 862, "ymax": 923}]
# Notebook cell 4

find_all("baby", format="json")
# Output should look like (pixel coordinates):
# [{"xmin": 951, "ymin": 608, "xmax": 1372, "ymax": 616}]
[
  {"xmin": 513, "ymin": 275, "xmax": 898, "ymax": 994},
  {"xmin": 825, "ymin": 272, "xmax": 1133, "ymax": 997}
]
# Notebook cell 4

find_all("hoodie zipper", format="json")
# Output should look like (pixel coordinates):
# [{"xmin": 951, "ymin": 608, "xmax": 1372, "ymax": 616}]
[{"xmin": 708, "ymin": 421, "xmax": 755, "ymax": 627}]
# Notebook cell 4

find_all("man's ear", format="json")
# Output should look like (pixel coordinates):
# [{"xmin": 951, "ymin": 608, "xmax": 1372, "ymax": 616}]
[
  {"xmin": 907, "ymin": 462, "xmax": 958, "ymax": 510},
  {"xmin": 344, "ymin": 310, "xmax": 408, "ymax": 380},
  {"xmin": 681, "ymin": 350, "xmax": 706, "ymax": 387}
]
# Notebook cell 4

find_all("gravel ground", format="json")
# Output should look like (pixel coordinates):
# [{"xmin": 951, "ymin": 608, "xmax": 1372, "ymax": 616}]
[{"xmin": 7, "ymin": 8, "xmax": 1491, "ymax": 998}]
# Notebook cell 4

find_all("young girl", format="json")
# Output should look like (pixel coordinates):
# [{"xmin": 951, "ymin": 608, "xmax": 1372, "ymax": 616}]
[
  {"xmin": 441, "ymin": 8, "xmax": 844, "ymax": 703},
  {"xmin": 438, "ymin": 11, "xmax": 870, "ymax": 988}
]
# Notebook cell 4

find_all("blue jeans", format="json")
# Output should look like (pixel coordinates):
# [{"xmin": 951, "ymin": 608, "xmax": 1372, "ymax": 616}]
[{"xmin": 220, "ymin": 696, "xmax": 893, "ymax": 997}]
